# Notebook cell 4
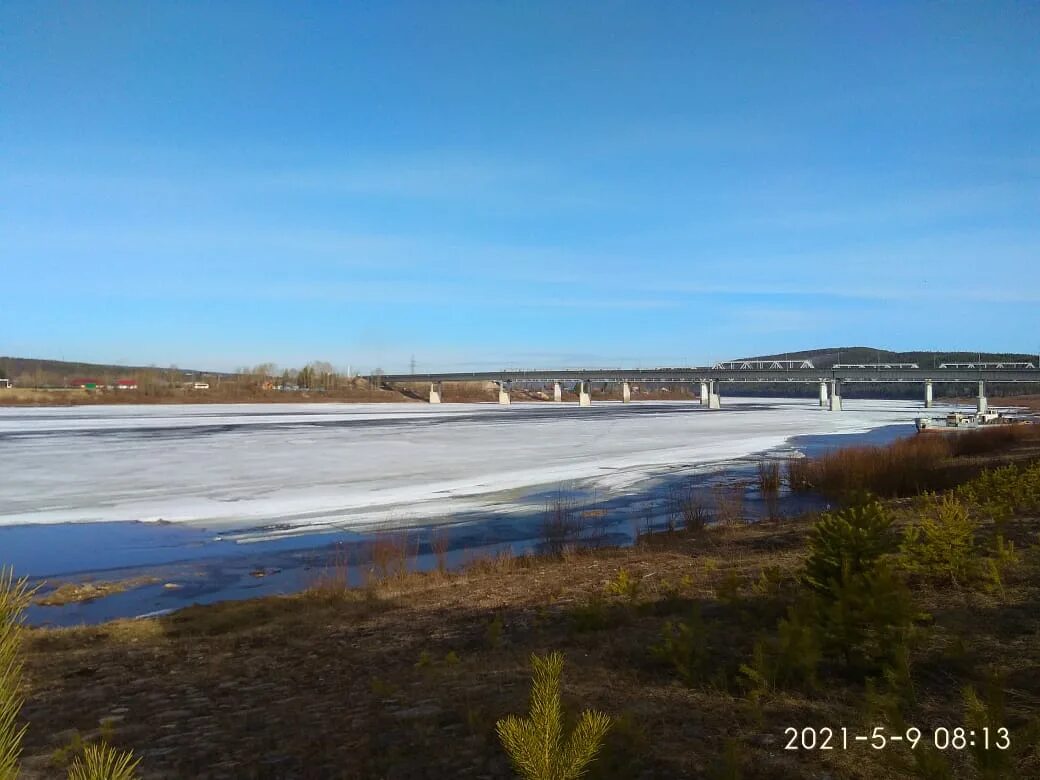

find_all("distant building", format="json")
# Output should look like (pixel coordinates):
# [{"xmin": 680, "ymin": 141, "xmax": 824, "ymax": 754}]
[
  {"xmin": 115, "ymin": 379, "xmax": 138, "ymax": 390},
  {"xmin": 70, "ymin": 378, "xmax": 101, "ymax": 389},
  {"xmin": 191, "ymin": 381, "xmax": 210, "ymax": 390},
  {"xmin": 0, "ymin": 379, "xmax": 10, "ymax": 389}
]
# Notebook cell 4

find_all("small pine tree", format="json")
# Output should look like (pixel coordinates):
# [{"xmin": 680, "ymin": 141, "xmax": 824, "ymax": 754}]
[
  {"xmin": 816, "ymin": 561, "xmax": 918, "ymax": 672},
  {"xmin": 804, "ymin": 501, "xmax": 898, "ymax": 592},
  {"xmin": 0, "ymin": 567, "xmax": 35, "ymax": 780},
  {"xmin": 651, "ymin": 608, "xmax": 708, "ymax": 687},
  {"xmin": 901, "ymin": 494, "xmax": 979, "ymax": 586},
  {"xmin": 739, "ymin": 596, "xmax": 821, "ymax": 699},
  {"xmin": 496, "ymin": 651, "xmax": 612, "ymax": 780},
  {"xmin": 66, "ymin": 742, "xmax": 140, "ymax": 780}
]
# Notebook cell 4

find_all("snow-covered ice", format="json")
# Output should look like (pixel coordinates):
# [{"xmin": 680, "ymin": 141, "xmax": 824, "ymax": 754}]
[{"xmin": 0, "ymin": 399, "xmax": 954, "ymax": 536}]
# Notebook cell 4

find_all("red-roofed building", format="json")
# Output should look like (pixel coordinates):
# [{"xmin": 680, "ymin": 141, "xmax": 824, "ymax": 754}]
[{"xmin": 115, "ymin": 378, "xmax": 138, "ymax": 390}]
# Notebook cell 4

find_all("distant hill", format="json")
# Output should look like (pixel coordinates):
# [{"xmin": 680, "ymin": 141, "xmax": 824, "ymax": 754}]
[
  {"xmin": 726, "ymin": 347, "xmax": 1039, "ymax": 400},
  {"xmin": 0, "ymin": 356, "xmax": 228, "ymax": 384},
  {"xmin": 739, "ymin": 347, "xmax": 1038, "ymax": 369}
]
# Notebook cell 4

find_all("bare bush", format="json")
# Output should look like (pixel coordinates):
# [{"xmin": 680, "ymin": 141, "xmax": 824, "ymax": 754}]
[{"xmin": 541, "ymin": 495, "xmax": 579, "ymax": 556}]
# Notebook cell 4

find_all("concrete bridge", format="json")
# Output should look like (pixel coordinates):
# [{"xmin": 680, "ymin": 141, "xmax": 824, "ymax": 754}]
[{"xmin": 378, "ymin": 367, "xmax": 1039, "ymax": 413}]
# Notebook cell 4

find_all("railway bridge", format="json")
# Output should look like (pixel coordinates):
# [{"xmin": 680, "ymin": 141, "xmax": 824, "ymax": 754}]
[{"xmin": 378, "ymin": 365, "xmax": 1039, "ymax": 413}]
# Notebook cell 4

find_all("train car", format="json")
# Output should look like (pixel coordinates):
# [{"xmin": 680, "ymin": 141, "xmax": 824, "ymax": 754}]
[
  {"xmin": 832, "ymin": 363, "xmax": 919, "ymax": 369},
  {"xmin": 939, "ymin": 362, "xmax": 1036, "ymax": 369}
]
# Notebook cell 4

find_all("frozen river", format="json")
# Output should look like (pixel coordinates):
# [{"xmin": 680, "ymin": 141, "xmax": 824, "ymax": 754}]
[
  {"xmin": 0, "ymin": 397, "xmax": 966, "ymax": 624},
  {"xmin": 1, "ymin": 398, "xmax": 943, "ymax": 536}
]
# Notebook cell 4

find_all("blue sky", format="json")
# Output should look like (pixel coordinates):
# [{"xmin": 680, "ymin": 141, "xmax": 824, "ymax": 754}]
[{"xmin": 1, "ymin": 2, "xmax": 1037, "ymax": 373}]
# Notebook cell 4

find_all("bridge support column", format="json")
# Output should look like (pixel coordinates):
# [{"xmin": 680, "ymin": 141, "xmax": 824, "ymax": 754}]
[
  {"xmin": 707, "ymin": 380, "xmax": 721, "ymax": 409},
  {"xmin": 553, "ymin": 382, "xmax": 562, "ymax": 402},
  {"xmin": 977, "ymin": 380, "xmax": 987, "ymax": 414},
  {"xmin": 429, "ymin": 382, "xmax": 443, "ymax": 404},
  {"xmin": 579, "ymin": 380, "xmax": 592, "ymax": 407},
  {"xmin": 700, "ymin": 381, "xmax": 709, "ymax": 405},
  {"xmin": 498, "ymin": 382, "xmax": 511, "ymax": 406},
  {"xmin": 622, "ymin": 381, "xmax": 632, "ymax": 403},
  {"xmin": 819, "ymin": 381, "xmax": 828, "ymax": 407},
  {"xmin": 924, "ymin": 380, "xmax": 933, "ymax": 408},
  {"xmin": 829, "ymin": 379, "xmax": 842, "ymax": 412}
]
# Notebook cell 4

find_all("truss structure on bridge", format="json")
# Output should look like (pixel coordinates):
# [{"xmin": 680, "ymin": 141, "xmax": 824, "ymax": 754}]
[
  {"xmin": 713, "ymin": 359, "xmax": 815, "ymax": 370},
  {"xmin": 939, "ymin": 362, "xmax": 1036, "ymax": 370}
]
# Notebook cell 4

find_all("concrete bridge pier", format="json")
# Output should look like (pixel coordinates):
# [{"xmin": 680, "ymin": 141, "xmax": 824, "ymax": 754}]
[
  {"xmin": 707, "ymin": 380, "xmax": 721, "ymax": 409},
  {"xmin": 977, "ymin": 380, "xmax": 987, "ymax": 414},
  {"xmin": 498, "ymin": 382, "xmax": 511, "ymax": 406},
  {"xmin": 924, "ymin": 380, "xmax": 933, "ymax": 408},
  {"xmin": 622, "ymin": 381, "xmax": 632, "ymax": 403},
  {"xmin": 819, "ymin": 381, "xmax": 828, "ymax": 407},
  {"xmin": 700, "ymin": 381, "xmax": 709, "ymax": 405},
  {"xmin": 829, "ymin": 379, "xmax": 843, "ymax": 412},
  {"xmin": 579, "ymin": 380, "xmax": 592, "ymax": 407},
  {"xmin": 429, "ymin": 381, "xmax": 443, "ymax": 404},
  {"xmin": 553, "ymin": 382, "xmax": 563, "ymax": 402}
]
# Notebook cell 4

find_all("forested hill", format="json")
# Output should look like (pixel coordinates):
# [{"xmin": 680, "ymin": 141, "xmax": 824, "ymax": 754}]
[
  {"xmin": 0, "ymin": 356, "xmax": 226, "ymax": 382},
  {"xmin": 741, "ymin": 347, "xmax": 1037, "ymax": 369}
]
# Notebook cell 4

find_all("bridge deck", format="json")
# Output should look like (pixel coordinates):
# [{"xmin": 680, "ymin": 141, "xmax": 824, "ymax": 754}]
[{"xmin": 380, "ymin": 368, "xmax": 1040, "ymax": 384}]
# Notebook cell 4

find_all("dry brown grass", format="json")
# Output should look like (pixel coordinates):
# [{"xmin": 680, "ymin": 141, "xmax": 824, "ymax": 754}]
[
  {"xmin": 788, "ymin": 434, "xmax": 951, "ymax": 497},
  {"xmin": 14, "ymin": 480, "xmax": 1040, "ymax": 779},
  {"xmin": 788, "ymin": 425, "xmax": 1040, "ymax": 499},
  {"xmin": 367, "ymin": 532, "xmax": 414, "ymax": 583},
  {"xmin": 34, "ymin": 577, "xmax": 159, "ymax": 607}
]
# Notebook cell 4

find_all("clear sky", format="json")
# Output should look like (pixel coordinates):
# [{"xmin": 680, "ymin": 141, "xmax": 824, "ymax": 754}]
[{"xmin": 2, "ymin": 2, "xmax": 1037, "ymax": 373}]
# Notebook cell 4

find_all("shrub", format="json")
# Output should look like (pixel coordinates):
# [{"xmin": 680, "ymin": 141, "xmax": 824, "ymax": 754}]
[
  {"xmin": 900, "ymin": 494, "xmax": 979, "ymax": 586},
  {"xmin": 749, "ymin": 566, "xmax": 789, "ymax": 599},
  {"xmin": 949, "ymin": 425, "xmax": 1029, "ymax": 457},
  {"xmin": 670, "ymin": 486, "xmax": 710, "ymax": 532},
  {"xmin": 496, "ymin": 651, "xmax": 613, "ymax": 780},
  {"xmin": 541, "ymin": 497, "xmax": 579, "ymax": 556},
  {"xmin": 570, "ymin": 594, "xmax": 613, "ymax": 633},
  {"xmin": 650, "ymin": 608, "xmax": 709, "ymax": 687},
  {"xmin": 756, "ymin": 461, "xmax": 781, "ymax": 493},
  {"xmin": 431, "ymin": 529, "xmax": 451, "ymax": 574},
  {"xmin": 785, "ymin": 457, "xmax": 812, "ymax": 493},
  {"xmin": 485, "ymin": 613, "xmax": 504, "ymax": 649},
  {"xmin": 604, "ymin": 569, "xmax": 640, "ymax": 604},
  {"xmin": 711, "ymin": 483, "xmax": 745, "ymax": 526},
  {"xmin": 716, "ymin": 570, "xmax": 745, "ymax": 606},
  {"xmin": 803, "ymin": 501, "xmax": 898, "ymax": 593}
]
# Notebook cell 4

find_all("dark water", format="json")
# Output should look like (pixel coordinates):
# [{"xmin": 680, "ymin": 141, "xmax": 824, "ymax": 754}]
[{"xmin": 7, "ymin": 422, "xmax": 914, "ymax": 626}]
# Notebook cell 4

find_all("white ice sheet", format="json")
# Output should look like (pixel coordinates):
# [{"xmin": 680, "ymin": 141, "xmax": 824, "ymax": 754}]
[{"xmin": 0, "ymin": 398, "xmax": 959, "ymax": 536}]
